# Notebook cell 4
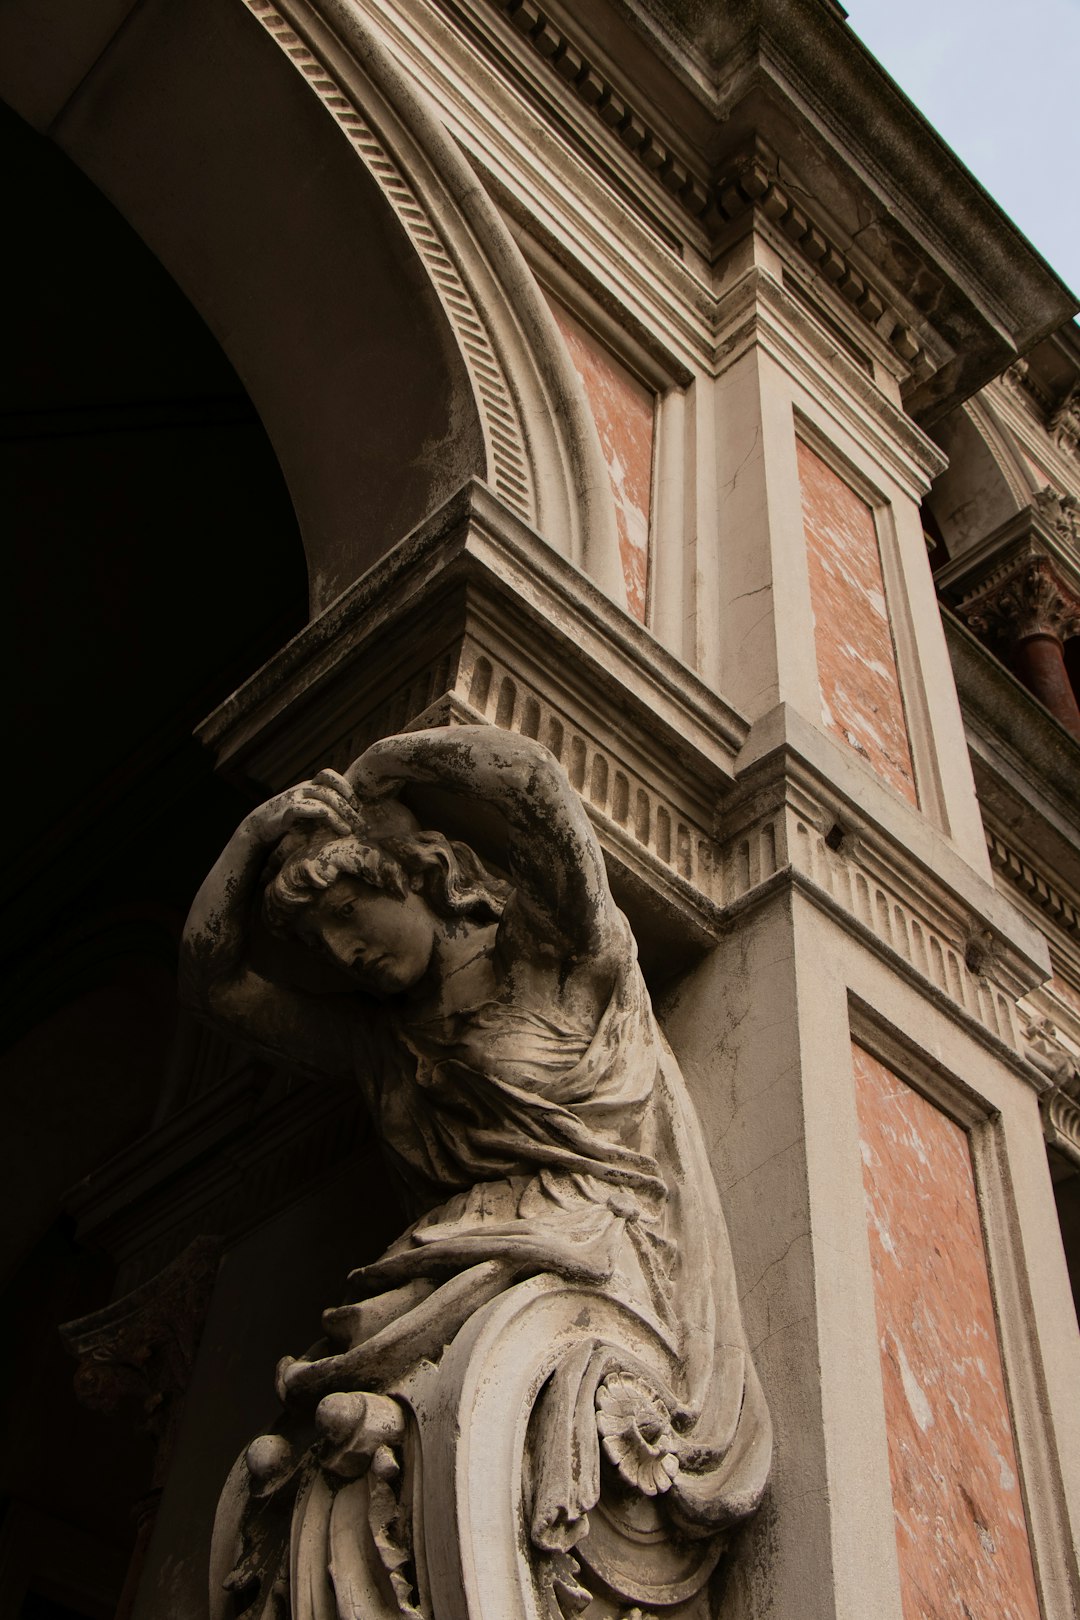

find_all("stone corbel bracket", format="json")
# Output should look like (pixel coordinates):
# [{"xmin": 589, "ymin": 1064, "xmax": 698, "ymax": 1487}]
[
  {"xmin": 198, "ymin": 479, "xmax": 747, "ymax": 977},
  {"xmin": 1024, "ymin": 1020, "xmax": 1080, "ymax": 1166}
]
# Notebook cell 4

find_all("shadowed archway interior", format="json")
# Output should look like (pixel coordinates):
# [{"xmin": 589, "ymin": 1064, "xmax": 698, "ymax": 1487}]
[{"xmin": 0, "ymin": 99, "xmax": 310, "ymax": 1618}]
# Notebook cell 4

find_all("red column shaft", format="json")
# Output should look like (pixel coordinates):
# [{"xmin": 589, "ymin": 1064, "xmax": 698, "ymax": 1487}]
[{"xmin": 1012, "ymin": 632, "xmax": 1080, "ymax": 740}]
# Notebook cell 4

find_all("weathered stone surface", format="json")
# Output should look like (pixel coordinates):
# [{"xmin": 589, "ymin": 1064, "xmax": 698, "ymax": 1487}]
[{"xmin": 182, "ymin": 727, "xmax": 770, "ymax": 1617}]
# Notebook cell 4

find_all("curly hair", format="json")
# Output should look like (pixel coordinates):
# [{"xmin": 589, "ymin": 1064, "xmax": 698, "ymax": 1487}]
[{"xmin": 261, "ymin": 822, "xmax": 508, "ymax": 937}]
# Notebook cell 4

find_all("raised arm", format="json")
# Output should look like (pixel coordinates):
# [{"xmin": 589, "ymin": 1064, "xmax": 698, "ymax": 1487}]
[
  {"xmin": 180, "ymin": 778, "xmax": 357, "ymax": 1082},
  {"xmin": 347, "ymin": 727, "xmax": 620, "ymax": 963}
]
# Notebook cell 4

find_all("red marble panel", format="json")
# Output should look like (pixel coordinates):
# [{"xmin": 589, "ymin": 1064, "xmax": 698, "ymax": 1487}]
[
  {"xmin": 797, "ymin": 440, "xmax": 917, "ymax": 805},
  {"xmin": 547, "ymin": 298, "xmax": 654, "ymax": 622},
  {"xmin": 851, "ymin": 1042, "xmax": 1040, "ymax": 1620}
]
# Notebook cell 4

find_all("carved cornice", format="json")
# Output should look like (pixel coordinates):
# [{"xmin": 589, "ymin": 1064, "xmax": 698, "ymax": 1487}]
[
  {"xmin": 710, "ymin": 144, "xmax": 935, "ymax": 380},
  {"xmin": 198, "ymin": 479, "xmax": 748, "ymax": 976},
  {"xmin": 487, "ymin": 4, "xmax": 931, "ymax": 378},
  {"xmin": 196, "ymin": 484, "xmax": 1049, "ymax": 1064},
  {"xmin": 987, "ymin": 830, "xmax": 1080, "ymax": 943},
  {"xmin": 467, "ymin": 0, "xmax": 1077, "ymax": 420},
  {"xmin": 499, "ymin": 0, "xmax": 710, "ymax": 214},
  {"xmin": 723, "ymin": 705, "xmax": 1052, "ymax": 1068}
]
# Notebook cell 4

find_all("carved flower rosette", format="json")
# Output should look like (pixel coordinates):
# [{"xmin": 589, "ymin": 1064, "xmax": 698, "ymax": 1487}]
[{"xmin": 595, "ymin": 1373, "xmax": 681, "ymax": 1496}]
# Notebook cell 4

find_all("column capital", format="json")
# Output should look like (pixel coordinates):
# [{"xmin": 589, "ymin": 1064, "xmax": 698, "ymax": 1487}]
[{"xmin": 957, "ymin": 547, "xmax": 1080, "ymax": 644}]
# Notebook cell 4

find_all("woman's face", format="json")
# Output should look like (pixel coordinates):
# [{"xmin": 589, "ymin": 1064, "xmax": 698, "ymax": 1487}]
[{"xmin": 301, "ymin": 874, "xmax": 437, "ymax": 996}]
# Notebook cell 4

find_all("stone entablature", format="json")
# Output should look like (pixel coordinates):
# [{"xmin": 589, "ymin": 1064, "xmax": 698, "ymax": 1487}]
[
  {"xmin": 988, "ymin": 830, "xmax": 1080, "ymax": 944},
  {"xmin": 199, "ymin": 480, "xmax": 747, "ymax": 973},
  {"xmin": 200, "ymin": 483, "xmax": 1049, "ymax": 1072},
  {"xmin": 955, "ymin": 546, "xmax": 1080, "ymax": 646},
  {"xmin": 376, "ymin": 0, "xmax": 1076, "ymax": 419},
  {"xmin": 937, "ymin": 502, "xmax": 1080, "ymax": 617},
  {"xmin": 721, "ymin": 707, "xmax": 1049, "ymax": 1066}
]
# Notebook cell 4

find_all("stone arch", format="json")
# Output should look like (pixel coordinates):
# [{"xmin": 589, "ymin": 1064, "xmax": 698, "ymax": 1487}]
[
  {"xmin": 0, "ymin": 0, "xmax": 622, "ymax": 613},
  {"xmin": 927, "ymin": 396, "xmax": 1035, "ymax": 560}
]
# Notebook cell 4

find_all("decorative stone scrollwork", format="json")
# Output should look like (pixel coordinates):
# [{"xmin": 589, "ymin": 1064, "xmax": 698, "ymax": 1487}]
[
  {"xmin": 955, "ymin": 535, "xmax": 1080, "ymax": 737},
  {"xmin": 1047, "ymin": 393, "xmax": 1080, "ymax": 457},
  {"xmin": 1025, "ymin": 1017, "xmax": 1080, "ymax": 1168},
  {"xmin": 1033, "ymin": 485, "xmax": 1080, "ymax": 546},
  {"xmin": 958, "ymin": 549, "xmax": 1080, "ymax": 644},
  {"xmin": 183, "ymin": 727, "xmax": 770, "ymax": 1619}
]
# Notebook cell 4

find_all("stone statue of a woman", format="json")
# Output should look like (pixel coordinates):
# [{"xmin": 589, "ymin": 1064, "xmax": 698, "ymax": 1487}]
[{"xmin": 182, "ymin": 726, "xmax": 770, "ymax": 1620}]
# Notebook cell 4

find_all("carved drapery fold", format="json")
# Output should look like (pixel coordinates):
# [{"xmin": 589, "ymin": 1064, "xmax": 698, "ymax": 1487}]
[{"xmin": 183, "ymin": 729, "xmax": 770, "ymax": 1618}]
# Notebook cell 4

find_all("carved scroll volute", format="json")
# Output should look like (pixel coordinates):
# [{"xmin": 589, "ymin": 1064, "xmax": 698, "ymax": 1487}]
[{"xmin": 426, "ymin": 1280, "xmax": 728, "ymax": 1620}]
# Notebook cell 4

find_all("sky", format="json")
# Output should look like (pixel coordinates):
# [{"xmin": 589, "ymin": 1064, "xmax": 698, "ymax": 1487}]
[{"xmin": 846, "ymin": 0, "xmax": 1080, "ymax": 298}]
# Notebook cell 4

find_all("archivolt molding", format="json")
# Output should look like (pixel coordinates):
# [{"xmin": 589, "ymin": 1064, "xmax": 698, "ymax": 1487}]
[
  {"xmin": 245, "ymin": 0, "xmax": 530, "ymax": 518},
  {"xmin": 241, "ymin": 0, "xmax": 624, "ymax": 598},
  {"xmin": 961, "ymin": 395, "xmax": 1037, "ymax": 510}
]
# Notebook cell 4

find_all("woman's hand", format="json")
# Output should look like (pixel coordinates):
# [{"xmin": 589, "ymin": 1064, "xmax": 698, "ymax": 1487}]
[{"xmin": 245, "ymin": 769, "xmax": 360, "ymax": 848}]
